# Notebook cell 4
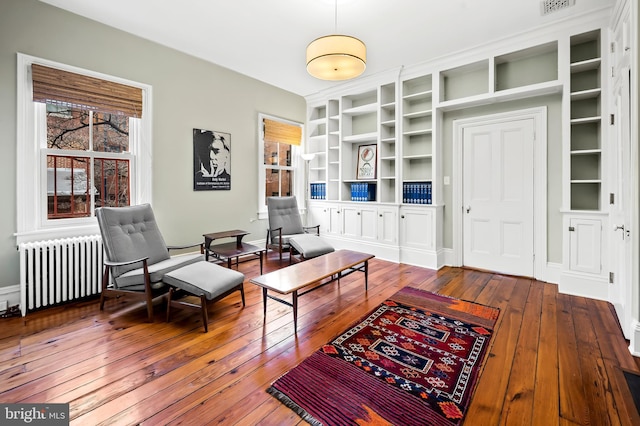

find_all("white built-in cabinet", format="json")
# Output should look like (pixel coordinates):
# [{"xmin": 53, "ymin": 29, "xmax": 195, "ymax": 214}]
[
  {"xmin": 561, "ymin": 28, "xmax": 609, "ymax": 296},
  {"xmin": 306, "ymin": 14, "xmax": 611, "ymax": 274}
]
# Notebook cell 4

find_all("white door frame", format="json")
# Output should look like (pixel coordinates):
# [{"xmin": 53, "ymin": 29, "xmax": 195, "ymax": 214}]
[{"xmin": 452, "ymin": 107, "xmax": 547, "ymax": 280}]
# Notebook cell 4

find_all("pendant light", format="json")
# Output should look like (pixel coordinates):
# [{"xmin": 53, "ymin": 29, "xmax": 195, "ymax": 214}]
[{"xmin": 306, "ymin": 0, "xmax": 366, "ymax": 81}]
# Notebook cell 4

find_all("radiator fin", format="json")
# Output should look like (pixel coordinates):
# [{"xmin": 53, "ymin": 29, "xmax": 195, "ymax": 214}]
[{"xmin": 19, "ymin": 235, "xmax": 103, "ymax": 316}]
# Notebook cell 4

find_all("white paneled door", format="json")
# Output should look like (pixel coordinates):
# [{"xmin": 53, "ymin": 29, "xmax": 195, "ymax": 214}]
[{"xmin": 462, "ymin": 118, "xmax": 534, "ymax": 276}]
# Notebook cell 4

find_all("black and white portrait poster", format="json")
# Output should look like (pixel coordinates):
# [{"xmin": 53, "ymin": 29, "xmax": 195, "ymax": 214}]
[{"xmin": 193, "ymin": 128, "xmax": 231, "ymax": 191}]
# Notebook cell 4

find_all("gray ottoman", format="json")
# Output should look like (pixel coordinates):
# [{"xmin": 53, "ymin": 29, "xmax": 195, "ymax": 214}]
[
  {"xmin": 164, "ymin": 261, "xmax": 245, "ymax": 332},
  {"xmin": 288, "ymin": 234, "xmax": 335, "ymax": 263}
]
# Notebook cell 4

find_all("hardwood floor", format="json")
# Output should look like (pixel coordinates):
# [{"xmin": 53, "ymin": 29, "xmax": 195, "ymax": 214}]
[{"xmin": 1, "ymin": 254, "xmax": 639, "ymax": 425}]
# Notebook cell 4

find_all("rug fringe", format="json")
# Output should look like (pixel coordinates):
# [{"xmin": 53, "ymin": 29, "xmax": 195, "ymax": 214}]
[{"xmin": 266, "ymin": 386, "xmax": 323, "ymax": 426}]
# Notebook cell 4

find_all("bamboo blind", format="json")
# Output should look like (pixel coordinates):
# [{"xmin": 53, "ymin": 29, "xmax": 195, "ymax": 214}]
[
  {"xmin": 32, "ymin": 64, "xmax": 143, "ymax": 117},
  {"xmin": 263, "ymin": 118, "xmax": 301, "ymax": 146}
]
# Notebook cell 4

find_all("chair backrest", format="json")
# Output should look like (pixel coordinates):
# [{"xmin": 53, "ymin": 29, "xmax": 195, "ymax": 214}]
[
  {"xmin": 267, "ymin": 196, "xmax": 304, "ymax": 238},
  {"xmin": 96, "ymin": 204, "xmax": 170, "ymax": 278}
]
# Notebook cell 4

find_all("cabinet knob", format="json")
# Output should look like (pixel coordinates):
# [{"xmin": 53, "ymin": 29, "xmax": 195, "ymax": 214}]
[
  {"xmin": 357, "ymin": 212, "xmax": 360, "ymax": 215},
  {"xmin": 401, "ymin": 215, "xmax": 405, "ymax": 219},
  {"xmin": 379, "ymin": 214, "xmax": 383, "ymax": 217},
  {"xmin": 568, "ymin": 226, "xmax": 575, "ymax": 232}
]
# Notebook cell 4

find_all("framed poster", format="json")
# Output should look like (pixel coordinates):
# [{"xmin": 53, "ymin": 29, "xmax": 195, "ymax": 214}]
[
  {"xmin": 193, "ymin": 128, "xmax": 231, "ymax": 191},
  {"xmin": 356, "ymin": 144, "xmax": 377, "ymax": 180}
]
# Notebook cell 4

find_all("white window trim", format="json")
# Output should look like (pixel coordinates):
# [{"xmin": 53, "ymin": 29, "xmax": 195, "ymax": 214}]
[
  {"xmin": 257, "ymin": 113, "xmax": 304, "ymax": 220},
  {"xmin": 15, "ymin": 53, "xmax": 153, "ymax": 245}
]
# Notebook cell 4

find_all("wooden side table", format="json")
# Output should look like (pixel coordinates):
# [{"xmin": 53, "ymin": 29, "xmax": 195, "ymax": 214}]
[{"xmin": 203, "ymin": 230, "xmax": 265, "ymax": 274}]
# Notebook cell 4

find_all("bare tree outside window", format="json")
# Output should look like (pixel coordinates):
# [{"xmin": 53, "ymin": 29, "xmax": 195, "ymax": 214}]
[{"xmin": 46, "ymin": 105, "xmax": 131, "ymax": 219}]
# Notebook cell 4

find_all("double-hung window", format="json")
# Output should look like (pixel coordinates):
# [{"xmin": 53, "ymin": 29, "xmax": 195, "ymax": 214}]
[
  {"xmin": 257, "ymin": 114, "xmax": 304, "ymax": 218},
  {"xmin": 16, "ymin": 54, "xmax": 152, "ymax": 244}
]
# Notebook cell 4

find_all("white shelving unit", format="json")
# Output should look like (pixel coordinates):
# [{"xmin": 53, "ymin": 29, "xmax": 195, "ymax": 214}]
[
  {"xmin": 569, "ymin": 29, "xmax": 602, "ymax": 211},
  {"xmin": 304, "ymin": 19, "xmax": 610, "ymax": 274}
]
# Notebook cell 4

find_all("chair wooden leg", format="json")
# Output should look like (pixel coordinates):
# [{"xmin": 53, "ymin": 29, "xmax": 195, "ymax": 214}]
[
  {"xmin": 100, "ymin": 267, "xmax": 110, "ymax": 311},
  {"xmin": 200, "ymin": 295, "xmax": 209, "ymax": 333},
  {"xmin": 240, "ymin": 285, "xmax": 245, "ymax": 307},
  {"xmin": 166, "ymin": 287, "xmax": 174, "ymax": 323}
]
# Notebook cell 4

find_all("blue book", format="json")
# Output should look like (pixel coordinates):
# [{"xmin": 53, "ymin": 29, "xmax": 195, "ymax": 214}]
[{"xmin": 427, "ymin": 181, "xmax": 432, "ymax": 204}]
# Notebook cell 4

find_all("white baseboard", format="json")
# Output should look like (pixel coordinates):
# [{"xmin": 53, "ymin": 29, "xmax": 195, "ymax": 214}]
[
  {"xmin": 559, "ymin": 270, "xmax": 609, "ymax": 301},
  {"xmin": 543, "ymin": 262, "xmax": 562, "ymax": 284},
  {"xmin": 629, "ymin": 320, "xmax": 640, "ymax": 356},
  {"xmin": 0, "ymin": 284, "xmax": 21, "ymax": 311}
]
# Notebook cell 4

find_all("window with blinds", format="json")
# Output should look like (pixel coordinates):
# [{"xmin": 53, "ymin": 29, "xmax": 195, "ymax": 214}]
[
  {"xmin": 31, "ymin": 63, "xmax": 143, "ymax": 219},
  {"xmin": 262, "ymin": 117, "xmax": 302, "ymax": 201}
]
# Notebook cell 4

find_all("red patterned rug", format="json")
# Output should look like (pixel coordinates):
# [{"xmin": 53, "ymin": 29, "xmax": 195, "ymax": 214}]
[{"xmin": 267, "ymin": 287, "xmax": 500, "ymax": 426}]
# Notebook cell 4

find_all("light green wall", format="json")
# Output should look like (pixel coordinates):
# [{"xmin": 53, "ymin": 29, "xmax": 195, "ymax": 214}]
[
  {"xmin": 0, "ymin": 0, "xmax": 305, "ymax": 287},
  {"xmin": 441, "ymin": 94, "xmax": 563, "ymax": 263}
]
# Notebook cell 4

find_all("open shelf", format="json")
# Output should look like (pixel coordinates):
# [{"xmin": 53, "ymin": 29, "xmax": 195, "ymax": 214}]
[{"xmin": 569, "ymin": 29, "xmax": 602, "ymax": 211}]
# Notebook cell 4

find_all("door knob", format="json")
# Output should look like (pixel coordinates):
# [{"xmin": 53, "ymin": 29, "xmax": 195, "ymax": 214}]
[{"xmin": 614, "ymin": 225, "xmax": 625, "ymax": 232}]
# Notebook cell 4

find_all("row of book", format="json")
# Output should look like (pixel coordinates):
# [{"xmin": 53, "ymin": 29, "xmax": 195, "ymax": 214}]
[
  {"xmin": 310, "ymin": 183, "xmax": 326, "ymax": 200},
  {"xmin": 351, "ymin": 182, "xmax": 376, "ymax": 202},
  {"xmin": 403, "ymin": 181, "xmax": 432, "ymax": 204}
]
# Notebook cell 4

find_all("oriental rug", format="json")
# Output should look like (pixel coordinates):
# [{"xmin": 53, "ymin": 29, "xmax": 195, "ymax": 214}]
[{"xmin": 267, "ymin": 287, "xmax": 500, "ymax": 426}]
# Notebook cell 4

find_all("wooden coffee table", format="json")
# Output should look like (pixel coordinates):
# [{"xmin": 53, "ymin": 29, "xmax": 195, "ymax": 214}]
[
  {"xmin": 204, "ymin": 230, "xmax": 265, "ymax": 274},
  {"xmin": 250, "ymin": 249, "xmax": 374, "ymax": 332}
]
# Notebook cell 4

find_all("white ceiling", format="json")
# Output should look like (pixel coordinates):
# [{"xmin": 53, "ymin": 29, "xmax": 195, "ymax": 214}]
[{"xmin": 39, "ymin": 0, "xmax": 614, "ymax": 97}]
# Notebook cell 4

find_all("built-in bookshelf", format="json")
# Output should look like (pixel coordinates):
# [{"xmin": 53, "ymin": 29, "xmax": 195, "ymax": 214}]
[
  {"xmin": 402, "ymin": 74, "xmax": 433, "ymax": 204},
  {"xmin": 379, "ymin": 82, "xmax": 397, "ymax": 203},
  {"xmin": 569, "ymin": 29, "xmax": 602, "ymax": 211},
  {"xmin": 494, "ymin": 42, "xmax": 558, "ymax": 91},
  {"xmin": 305, "ymin": 27, "xmax": 602, "ymax": 215},
  {"xmin": 341, "ymin": 90, "xmax": 378, "ymax": 202}
]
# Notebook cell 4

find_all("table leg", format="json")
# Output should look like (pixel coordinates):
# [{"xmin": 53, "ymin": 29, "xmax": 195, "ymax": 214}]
[
  {"xmin": 227, "ymin": 257, "xmax": 232, "ymax": 269},
  {"xmin": 292, "ymin": 291, "xmax": 298, "ymax": 332},
  {"xmin": 364, "ymin": 260, "xmax": 369, "ymax": 290},
  {"xmin": 259, "ymin": 252, "xmax": 264, "ymax": 274},
  {"xmin": 262, "ymin": 288, "xmax": 267, "ymax": 318}
]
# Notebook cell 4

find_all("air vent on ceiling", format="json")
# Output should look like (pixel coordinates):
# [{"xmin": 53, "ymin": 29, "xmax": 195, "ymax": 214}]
[{"xmin": 540, "ymin": 0, "xmax": 576, "ymax": 15}]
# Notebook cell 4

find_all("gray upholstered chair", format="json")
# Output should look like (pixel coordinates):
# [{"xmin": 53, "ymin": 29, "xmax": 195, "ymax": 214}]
[
  {"xmin": 265, "ymin": 196, "xmax": 320, "ymax": 261},
  {"xmin": 96, "ymin": 203, "xmax": 204, "ymax": 321}
]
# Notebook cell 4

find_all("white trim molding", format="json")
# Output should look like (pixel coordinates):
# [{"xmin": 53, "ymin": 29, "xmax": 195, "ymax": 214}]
[
  {"xmin": 452, "ymin": 107, "xmax": 548, "ymax": 280},
  {"xmin": 15, "ymin": 53, "xmax": 153, "ymax": 245}
]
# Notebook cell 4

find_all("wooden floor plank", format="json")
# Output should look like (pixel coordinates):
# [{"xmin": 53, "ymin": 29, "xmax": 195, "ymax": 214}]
[
  {"xmin": 500, "ymin": 280, "xmax": 542, "ymax": 426},
  {"xmin": 0, "ymin": 256, "xmax": 636, "ymax": 425},
  {"xmin": 571, "ymin": 296, "xmax": 621, "ymax": 425},
  {"xmin": 532, "ymin": 282, "xmax": 560, "ymax": 426},
  {"xmin": 557, "ymin": 293, "xmax": 590, "ymax": 425}
]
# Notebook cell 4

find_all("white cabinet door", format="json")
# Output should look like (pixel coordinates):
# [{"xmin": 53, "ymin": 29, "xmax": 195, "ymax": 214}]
[
  {"xmin": 569, "ymin": 218, "xmax": 602, "ymax": 274},
  {"xmin": 328, "ymin": 206, "xmax": 342, "ymax": 235},
  {"xmin": 400, "ymin": 207, "xmax": 434, "ymax": 250},
  {"xmin": 360, "ymin": 206, "xmax": 378, "ymax": 241},
  {"xmin": 308, "ymin": 203, "xmax": 329, "ymax": 234},
  {"xmin": 378, "ymin": 207, "xmax": 398, "ymax": 244},
  {"xmin": 342, "ymin": 205, "xmax": 377, "ymax": 241},
  {"xmin": 342, "ymin": 206, "xmax": 360, "ymax": 238}
]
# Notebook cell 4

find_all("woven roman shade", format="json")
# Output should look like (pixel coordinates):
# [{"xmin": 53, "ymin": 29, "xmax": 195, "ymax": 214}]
[
  {"xmin": 263, "ymin": 118, "xmax": 301, "ymax": 146},
  {"xmin": 32, "ymin": 64, "xmax": 143, "ymax": 117}
]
